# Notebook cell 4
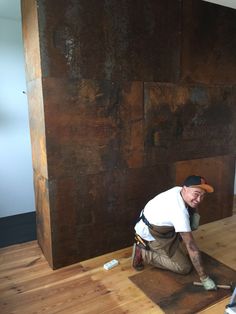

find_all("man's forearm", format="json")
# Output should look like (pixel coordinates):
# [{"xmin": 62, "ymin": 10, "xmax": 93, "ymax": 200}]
[
  {"xmin": 180, "ymin": 232, "xmax": 207, "ymax": 279},
  {"xmin": 187, "ymin": 243, "xmax": 206, "ymax": 279}
]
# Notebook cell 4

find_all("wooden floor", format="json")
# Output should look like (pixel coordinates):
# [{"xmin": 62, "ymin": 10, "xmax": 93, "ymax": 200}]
[{"xmin": 1, "ymin": 215, "xmax": 236, "ymax": 314}]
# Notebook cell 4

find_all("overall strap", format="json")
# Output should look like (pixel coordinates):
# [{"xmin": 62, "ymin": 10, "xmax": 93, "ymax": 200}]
[{"xmin": 136, "ymin": 210, "xmax": 154, "ymax": 230}]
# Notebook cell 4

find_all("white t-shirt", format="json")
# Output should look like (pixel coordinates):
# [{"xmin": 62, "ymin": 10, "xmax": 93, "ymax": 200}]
[{"xmin": 135, "ymin": 186, "xmax": 191, "ymax": 241}]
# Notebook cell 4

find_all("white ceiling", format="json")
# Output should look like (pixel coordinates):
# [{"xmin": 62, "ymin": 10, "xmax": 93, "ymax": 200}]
[{"xmin": 0, "ymin": 0, "xmax": 235, "ymax": 21}]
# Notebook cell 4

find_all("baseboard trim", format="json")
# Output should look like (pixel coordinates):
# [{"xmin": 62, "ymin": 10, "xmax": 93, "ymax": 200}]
[{"xmin": 0, "ymin": 212, "xmax": 36, "ymax": 248}]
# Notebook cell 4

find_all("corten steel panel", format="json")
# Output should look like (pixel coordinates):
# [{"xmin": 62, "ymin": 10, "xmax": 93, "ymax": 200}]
[
  {"xmin": 27, "ymin": 79, "xmax": 48, "ymax": 178},
  {"xmin": 48, "ymin": 165, "xmax": 172, "ymax": 268},
  {"xmin": 48, "ymin": 176, "xmax": 78, "ymax": 269},
  {"xmin": 21, "ymin": 0, "xmax": 51, "ymax": 266},
  {"xmin": 34, "ymin": 173, "xmax": 53, "ymax": 267},
  {"xmin": 181, "ymin": 0, "xmax": 236, "ymax": 84},
  {"xmin": 21, "ymin": 0, "xmax": 42, "ymax": 82},
  {"xmin": 43, "ymin": 79, "xmax": 144, "ymax": 178},
  {"xmin": 22, "ymin": 0, "xmax": 47, "ymax": 176},
  {"xmin": 173, "ymin": 155, "xmax": 235, "ymax": 223},
  {"xmin": 37, "ymin": 0, "xmax": 181, "ymax": 82},
  {"xmin": 144, "ymin": 83, "xmax": 236, "ymax": 164}
]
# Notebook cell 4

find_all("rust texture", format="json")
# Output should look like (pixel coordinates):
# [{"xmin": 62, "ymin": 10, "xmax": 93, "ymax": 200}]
[
  {"xmin": 49, "ymin": 166, "xmax": 172, "ymax": 266},
  {"xmin": 144, "ymin": 83, "xmax": 236, "ymax": 164},
  {"xmin": 34, "ymin": 173, "xmax": 53, "ymax": 266},
  {"xmin": 21, "ymin": 0, "xmax": 236, "ymax": 268},
  {"xmin": 181, "ymin": 0, "xmax": 236, "ymax": 84},
  {"xmin": 43, "ymin": 79, "xmax": 144, "ymax": 177},
  {"xmin": 37, "ymin": 0, "xmax": 181, "ymax": 81},
  {"xmin": 174, "ymin": 155, "xmax": 235, "ymax": 224},
  {"xmin": 130, "ymin": 252, "xmax": 236, "ymax": 314},
  {"xmin": 21, "ymin": 0, "xmax": 53, "ymax": 265}
]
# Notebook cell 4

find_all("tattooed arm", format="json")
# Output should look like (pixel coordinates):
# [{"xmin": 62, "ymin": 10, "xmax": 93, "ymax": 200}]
[{"xmin": 180, "ymin": 232, "xmax": 207, "ymax": 279}]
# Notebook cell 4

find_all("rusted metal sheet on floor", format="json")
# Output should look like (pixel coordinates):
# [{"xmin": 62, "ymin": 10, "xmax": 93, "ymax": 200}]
[{"xmin": 129, "ymin": 252, "xmax": 236, "ymax": 314}]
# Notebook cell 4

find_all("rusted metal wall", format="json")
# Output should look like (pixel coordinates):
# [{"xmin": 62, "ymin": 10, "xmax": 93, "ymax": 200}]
[
  {"xmin": 37, "ymin": 0, "xmax": 181, "ymax": 81},
  {"xmin": 21, "ymin": 0, "xmax": 53, "ymax": 266},
  {"xmin": 174, "ymin": 155, "xmax": 235, "ymax": 224},
  {"xmin": 22, "ymin": 0, "xmax": 236, "ymax": 268},
  {"xmin": 144, "ymin": 83, "xmax": 236, "ymax": 162},
  {"xmin": 181, "ymin": 0, "xmax": 236, "ymax": 84}
]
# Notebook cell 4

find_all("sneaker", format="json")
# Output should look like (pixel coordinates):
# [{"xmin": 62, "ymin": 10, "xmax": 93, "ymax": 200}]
[{"xmin": 131, "ymin": 243, "xmax": 144, "ymax": 271}]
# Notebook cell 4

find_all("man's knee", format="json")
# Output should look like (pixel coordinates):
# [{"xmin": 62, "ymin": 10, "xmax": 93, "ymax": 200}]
[{"xmin": 176, "ymin": 263, "xmax": 192, "ymax": 275}]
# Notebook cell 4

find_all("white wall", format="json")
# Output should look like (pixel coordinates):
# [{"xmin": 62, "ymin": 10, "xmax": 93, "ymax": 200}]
[{"xmin": 0, "ymin": 9, "xmax": 35, "ymax": 217}]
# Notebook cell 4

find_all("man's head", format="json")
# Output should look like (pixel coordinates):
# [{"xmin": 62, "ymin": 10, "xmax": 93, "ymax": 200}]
[{"xmin": 181, "ymin": 175, "xmax": 214, "ymax": 208}]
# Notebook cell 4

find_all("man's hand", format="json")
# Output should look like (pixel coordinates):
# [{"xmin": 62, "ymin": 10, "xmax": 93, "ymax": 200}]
[{"xmin": 200, "ymin": 276, "xmax": 217, "ymax": 290}]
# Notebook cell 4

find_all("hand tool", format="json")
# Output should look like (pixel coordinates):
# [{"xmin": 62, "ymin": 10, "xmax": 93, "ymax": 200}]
[
  {"xmin": 135, "ymin": 234, "xmax": 149, "ymax": 250},
  {"xmin": 193, "ymin": 281, "xmax": 234, "ymax": 291}
]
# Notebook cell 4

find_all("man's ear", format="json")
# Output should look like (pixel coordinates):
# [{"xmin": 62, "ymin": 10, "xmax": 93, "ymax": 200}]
[
  {"xmin": 182, "ymin": 186, "xmax": 187, "ymax": 193},
  {"xmin": 181, "ymin": 186, "xmax": 189, "ymax": 198}
]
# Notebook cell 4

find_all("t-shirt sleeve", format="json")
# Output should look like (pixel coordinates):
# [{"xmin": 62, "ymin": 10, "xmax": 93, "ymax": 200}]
[{"xmin": 172, "ymin": 208, "xmax": 192, "ymax": 232}]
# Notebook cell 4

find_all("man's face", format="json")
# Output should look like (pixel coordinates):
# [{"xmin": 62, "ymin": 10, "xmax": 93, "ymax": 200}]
[{"xmin": 182, "ymin": 186, "xmax": 206, "ymax": 208}]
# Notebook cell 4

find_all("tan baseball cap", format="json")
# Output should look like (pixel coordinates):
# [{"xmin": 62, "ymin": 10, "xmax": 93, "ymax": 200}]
[{"xmin": 183, "ymin": 175, "xmax": 214, "ymax": 193}]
